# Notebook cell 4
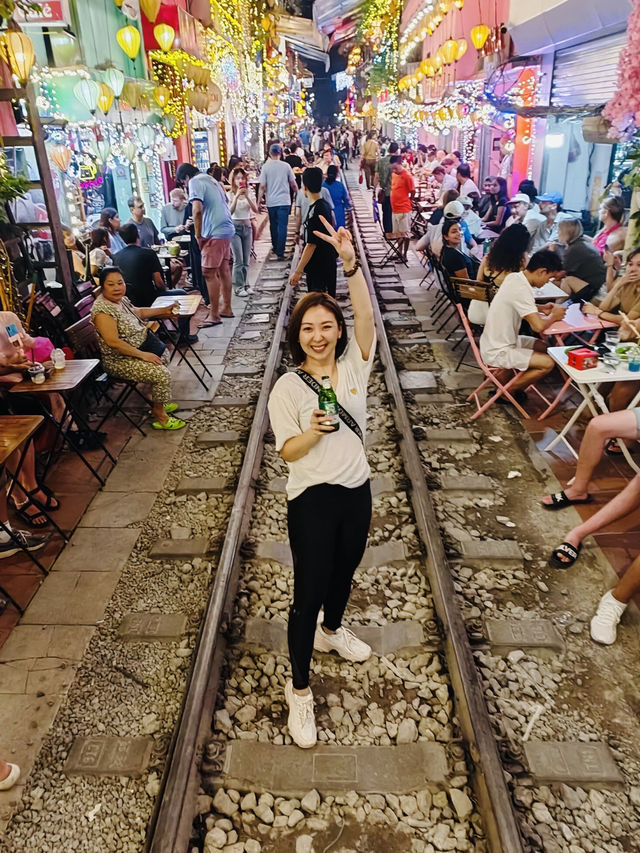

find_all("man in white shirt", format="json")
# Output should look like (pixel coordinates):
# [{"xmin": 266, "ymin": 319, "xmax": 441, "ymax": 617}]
[
  {"xmin": 258, "ymin": 144, "xmax": 298, "ymax": 259},
  {"xmin": 459, "ymin": 196, "xmax": 483, "ymax": 238},
  {"xmin": 456, "ymin": 164, "xmax": 480, "ymax": 204},
  {"xmin": 529, "ymin": 191, "xmax": 563, "ymax": 251},
  {"xmin": 440, "ymin": 157, "xmax": 458, "ymax": 192},
  {"xmin": 480, "ymin": 249, "xmax": 566, "ymax": 400}
]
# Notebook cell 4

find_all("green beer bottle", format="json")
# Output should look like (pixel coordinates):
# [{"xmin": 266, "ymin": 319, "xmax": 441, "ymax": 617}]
[{"xmin": 318, "ymin": 376, "xmax": 339, "ymax": 431}]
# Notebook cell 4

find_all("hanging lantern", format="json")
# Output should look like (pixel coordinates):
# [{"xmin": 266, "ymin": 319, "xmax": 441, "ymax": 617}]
[
  {"xmin": 73, "ymin": 79, "xmax": 100, "ymax": 113},
  {"xmin": 97, "ymin": 83, "xmax": 115, "ymax": 115},
  {"xmin": 470, "ymin": 24, "xmax": 490, "ymax": 50},
  {"xmin": 116, "ymin": 25, "xmax": 141, "ymax": 60},
  {"xmin": 140, "ymin": 0, "xmax": 161, "ymax": 22},
  {"xmin": 96, "ymin": 140, "xmax": 111, "ymax": 162},
  {"xmin": 438, "ymin": 0, "xmax": 451, "ymax": 12},
  {"xmin": 104, "ymin": 68, "xmax": 125, "ymax": 98},
  {"xmin": 153, "ymin": 85, "xmax": 170, "ymax": 108},
  {"xmin": 137, "ymin": 125, "xmax": 155, "ymax": 148},
  {"xmin": 441, "ymin": 39, "xmax": 458, "ymax": 64},
  {"xmin": 424, "ymin": 59, "xmax": 435, "ymax": 78},
  {"xmin": 49, "ymin": 32, "xmax": 78, "ymax": 66},
  {"xmin": 456, "ymin": 38, "xmax": 468, "ymax": 60},
  {"xmin": 454, "ymin": 0, "xmax": 464, "ymax": 8},
  {"xmin": 50, "ymin": 145, "xmax": 72, "ymax": 172},
  {"xmin": 1, "ymin": 31, "xmax": 35, "ymax": 84},
  {"xmin": 154, "ymin": 23, "xmax": 175, "ymax": 52},
  {"xmin": 121, "ymin": 81, "xmax": 142, "ymax": 109},
  {"xmin": 206, "ymin": 83, "xmax": 223, "ymax": 116},
  {"xmin": 161, "ymin": 114, "xmax": 177, "ymax": 134},
  {"xmin": 123, "ymin": 140, "xmax": 137, "ymax": 162}
]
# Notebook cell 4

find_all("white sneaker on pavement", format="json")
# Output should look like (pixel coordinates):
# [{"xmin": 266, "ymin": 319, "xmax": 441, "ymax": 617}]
[
  {"xmin": 590, "ymin": 591, "xmax": 628, "ymax": 645},
  {"xmin": 285, "ymin": 680, "xmax": 317, "ymax": 748},
  {"xmin": 313, "ymin": 625, "xmax": 372, "ymax": 662}
]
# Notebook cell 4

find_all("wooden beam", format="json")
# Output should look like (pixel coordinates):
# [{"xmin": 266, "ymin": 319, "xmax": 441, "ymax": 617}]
[{"xmin": 2, "ymin": 136, "xmax": 35, "ymax": 147}]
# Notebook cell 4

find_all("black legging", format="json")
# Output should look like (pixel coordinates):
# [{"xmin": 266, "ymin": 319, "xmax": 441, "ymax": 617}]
[{"xmin": 287, "ymin": 480, "xmax": 371, "ymax": 689}]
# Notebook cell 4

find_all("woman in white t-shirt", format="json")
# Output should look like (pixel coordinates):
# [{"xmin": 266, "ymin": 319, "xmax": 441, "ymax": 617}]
[
  {"xmin": 228, "ymin": 168, "xmax": 258, "ymax": 297},
  {"xmin": 267, "ymin": 219, "xmax": 375, "ymax": 749}
]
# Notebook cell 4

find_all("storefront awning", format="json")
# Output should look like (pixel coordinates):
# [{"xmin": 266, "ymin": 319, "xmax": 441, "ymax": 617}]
[
  {"xmin": 313, "ymin": 0, "xmax": 364, "ymax": 37},
  {"xmin": 276, "ymin": 13, "xmax": 330, "ymax": 70}
]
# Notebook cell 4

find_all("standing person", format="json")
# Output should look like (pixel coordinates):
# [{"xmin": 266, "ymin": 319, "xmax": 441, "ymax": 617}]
[
  {"xmin": 290, "ymin": 168, "xmax": 338, "ymax": 297},
  {"xmin": 389, "ymin": 155, "xmax": 414, "ymax": 262},
  {"xmin": 88, "ymin": 227, "xmax": 112, "ymax": 277},
  {"xmin": 161, "ymin": 188, "xmax": 191, "ymax": 240},
  {"xmin": 98, "ymin": 207, "xmax": 126, "ymax": 253},
  {"xmin": 311, "ymin": 127, "xmax": 323, "ymax": 155},
  {"xmin": 375, "ymin": 140, "xmax": 398, "ymax": 235},
  {"xmin": 258, "ymin": 144, "xmax": 298, "ymax": 260},
  {"xmin": 176, "ymin": 162, "xmax": 235, "ymax": 327},
  {"xmin": 361, "ymin": 132, "xmax": 379, "ymax": 190},
  {"xmin": 299, "ymin": 127, "xmax": 311, "ymax": 149},
  {"xmin": 125, "ymin": 197, "xmax": 160, "ymax": 247},
  {"xmin": 228, "ymin": 167, "xmax": 258, "ymax": 297},
  {"xmin": 323, "ymin": 165, "xmax": 351, "ymax": 230},
  {"xmin": 268, "ymin": 219, "xmax": 376, "ymax": 748}
]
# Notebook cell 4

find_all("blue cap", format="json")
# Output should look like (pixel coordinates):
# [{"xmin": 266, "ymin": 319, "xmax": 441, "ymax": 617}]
[{"xmin": 536, "ymin": 191, "xmax": 562, "ymax": 205}]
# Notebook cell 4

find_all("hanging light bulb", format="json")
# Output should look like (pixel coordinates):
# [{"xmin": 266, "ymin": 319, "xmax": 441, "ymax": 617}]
[
  {"xmin": 49, "ymin": 145, "xmax": 72, "ymax": 172},
  {"xmin": 470, "ymin": 24, "xmax": 490, "ymax": 50},
  {"xmin": 73, "ymin": 79, "xmax": 100, "ymax": 113},
  {"xmin": 154, "ymin": 23, "xmax": 175, "ymax": 51},
  {"xmin": 438, "ymin": 0, "xmax": 451, "ymax": 12},
  {"xmin": 104, "ymin": 67, "xmax": 125, "ymax": 98},
  {"xmin": 1, "ymin": 31, "xmax": 35, "ymax": 84},
  {"xmin": 97, "ymin": 83, "xmax": 115, "ymax": 115},
  {"xmin": 441, "ymin": 39, "xmax": 458, "ymax": 64},
  {"xmin": 116, "ymin": 25, "xmax": 141, "ymax": 60},
  {"xmin": 153, "ymin": 85, "xmax": 170, "ymax": 108},
  {"xmin": 455, "ymin": 38, "xmax": 468, "ymax": 60}
]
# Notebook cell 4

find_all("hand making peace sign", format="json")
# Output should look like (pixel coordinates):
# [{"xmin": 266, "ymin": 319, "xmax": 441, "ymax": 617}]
[{"xmin": 312, "ymin": 215, "xmax": 357, "ymax": 269}]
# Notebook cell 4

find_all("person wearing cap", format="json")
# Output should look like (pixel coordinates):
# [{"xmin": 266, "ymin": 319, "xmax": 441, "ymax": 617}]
[
  {"xmin": 518, "ymin": 181, "xmax": 546, "ymax": 232},
  {"xmin": 456, "ymin": 164, "xmax": 480, "ymax": 205},
  {"xmin": 530, "ymin": 191, "xmax": 563, "ymax": 251},
  {"xmin": 258, "ymin": 144, "xmax": 299, "ymax": 260},
  {"xmin": 459, "ymin": 196, "xmax": 483, "ymax": 239},
  {"xmin": 505, "ymin": 193, "xmax": 534, "ymax": 232}
]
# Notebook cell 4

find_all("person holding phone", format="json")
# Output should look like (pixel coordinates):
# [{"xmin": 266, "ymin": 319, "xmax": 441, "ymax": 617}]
[{"xmin": 228, "ymin": 167, "xmax": 258, "ymax": 297}]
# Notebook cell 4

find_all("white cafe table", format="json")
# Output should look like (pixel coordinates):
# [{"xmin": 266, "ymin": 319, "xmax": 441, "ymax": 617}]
[{"xmin": 543, "ymin": 346, "xmax": 640, "ymax": 473}]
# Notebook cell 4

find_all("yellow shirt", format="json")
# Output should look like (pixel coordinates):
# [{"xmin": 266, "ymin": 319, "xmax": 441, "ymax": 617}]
[{"xmin": 362, "ymin": 139, "xmax": 378, "ymax": 160}]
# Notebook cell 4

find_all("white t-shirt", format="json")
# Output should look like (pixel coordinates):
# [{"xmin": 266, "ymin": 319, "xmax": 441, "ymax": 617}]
[
  {"xmin": 442, "ymin": 173, "xmax": 458, "ymax": 192},
  {"xmin": 480, "ymin": 272, "xmax": 536, "ymax": 360},
  {"xmin": 458, "ymin": 178, "xmax": 480, "ymax": 198},
  {"xmin": 268, "ymin": 334, "xmax": 376, "ymax": 500}
]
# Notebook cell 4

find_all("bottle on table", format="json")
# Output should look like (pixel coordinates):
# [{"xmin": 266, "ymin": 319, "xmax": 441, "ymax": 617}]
[
  {"xmin": 318, "ymin": 376, "xmax": 339, "ymax": 431},
  {"xmin": 483, "ymin": 238, "xmax": 492, "ymax": 256}
]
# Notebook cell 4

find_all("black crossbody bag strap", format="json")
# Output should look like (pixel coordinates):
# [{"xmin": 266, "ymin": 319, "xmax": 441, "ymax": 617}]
[{"xmin": 295, "ymin": 368, "xmax": 364, "ymax": 443}]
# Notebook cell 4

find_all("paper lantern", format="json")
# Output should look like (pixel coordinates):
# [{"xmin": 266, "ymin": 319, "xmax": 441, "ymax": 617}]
[
  {"xmin": 121, "ymin": 81, "xmax": 142, "ymax": 108},
  {"xmin": 140, "ymin": 0, "xmax": 161, "ymax": 22},
  {"xmin": 116, "ymin": 25, "xmax": 141, "ymax": 60},
  {"xmin": 470, "ymin": 24, "xmax": 490, "ymax": 50},
  {"xmin": 456, "ymin": 39, "xmax": 468, "ymax": 60},
  {"xmin": 97, "ymin": 83, "xmax": 115, "ymax": 115},
  {"xmin": 206, "ymin": 83, "xmax": 223, "ymax": 115},
  {"xmin": 187, "ymin": 89, "xmax": 207, "ymax": 112},
  {"xmin": 96, "ymin": 140, "xmax": 111, "ymax": 162},
  {"xmin": 74, "ymin": 79, "xmax": 100, "ymax": 113},
  {"xmin": 123, "ymin": 141, "xmax": 137, "ymax": 162},
  {"xmin": 441, "ymin": 39, "xmax": 458, "ymax": 64},
  {"xmin": 49, "ymin": 32, "xmax": 78, "ymax": 66},
  {"xmin": 50, "ymin": 145, "xmax": 72, "ymax": 172},
  {"xmin": 153, "ymin": 85, "xmax": 170, "ymax": 108},
  {"xmin": 432, "ymin": 51, "xmax": 444, "ymax": 70},
  {"xmin": 154, "ymin": 23, "xmax": 175, "ymax": 51},
  {"xmin": 104, "ymin": 68, "xmax": 125, "ymax": 97},
  {"xmin": 2, "ymin": 31, "xmax": 35, "ymax": 84},
  {"xmin": 161, "ymin": 114, "xmax": 177, "ymax": 134},
  {"xmin": 137, "ymin": 125, "xmax": 155, "ymax": 148},
  {"xmin": 454, "ymin": 0, "xmax": 464, "ymax": 7},
  {"xmin": 424, "ymin": 60, "xmax": 435, "ymax": 78}
]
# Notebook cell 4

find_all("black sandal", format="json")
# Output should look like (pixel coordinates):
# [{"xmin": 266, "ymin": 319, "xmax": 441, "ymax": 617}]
[
  {"xmin": 542, "ymin": 490, "xmax": 592, "ymax": 510},
  {"xmin": 549, "ymin": 541, "xmax": 582, "ymax": 569},
  {"xmin": 9, "ymin": 497, "xmax": 48, "ymax": 529},
  {"xmin": 26, "ymin": 485, "xmax": 60, "ymax": 512}
]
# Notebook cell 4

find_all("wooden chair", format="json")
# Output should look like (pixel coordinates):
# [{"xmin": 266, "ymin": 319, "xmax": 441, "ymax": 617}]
[{"xmin": 74, "ymin": 294, "xmax": 95, "ymax": 319}]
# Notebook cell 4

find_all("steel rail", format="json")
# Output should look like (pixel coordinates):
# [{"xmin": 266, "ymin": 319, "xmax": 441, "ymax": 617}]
[
  {"xmin": 146, "ymin": 256, "xmax": 297, "ymax": 853},
  {"xmin": 348, "ymin": 182, "xmax": 526, "ymax": 853}
]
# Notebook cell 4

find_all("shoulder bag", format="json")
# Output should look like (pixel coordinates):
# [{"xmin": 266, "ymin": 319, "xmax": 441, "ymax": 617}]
[{"xmin": 294, "ymin": 368, "xmax": 363, "ymax": 443}]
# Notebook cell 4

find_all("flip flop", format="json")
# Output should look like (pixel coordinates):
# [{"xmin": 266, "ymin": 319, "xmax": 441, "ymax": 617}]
[
  {"xmin": 549, "ymin": 541, "xmax": 582, "ymax": 569},
  {"xmin": 198, "ymin": 321, "xmax": 222, "ymax": 328},
  {"xmin": 220, "ymin": 313, "xmax": 235, "ymax": 318},
  {"xmin": 164, "ymin": 403, "xmax": 180, "ymax": 414},
  {"xmin": 0, "ymin": 763, "xmax": 20, "ymax": 791},
  {"xmin": 152, "ymin": 416, "xmax": 186, "ymax": 431},
  {"xmin": 542, "ymin": 490, "xmax": 593, "ymax": 510}
]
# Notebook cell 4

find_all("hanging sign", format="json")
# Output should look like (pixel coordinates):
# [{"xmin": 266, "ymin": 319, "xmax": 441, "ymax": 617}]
[{"xmin": 15, "ymin": 0, "xmax": 70, "ymax": 26}]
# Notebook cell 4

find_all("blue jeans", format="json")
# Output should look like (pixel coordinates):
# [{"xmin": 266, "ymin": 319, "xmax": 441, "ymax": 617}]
[
  {"xmin": 267, "ymin": 205, "xmax": 289, "ymax": 257},
  {"xmin": 231, "ymin": 222, "xmax": 253, "ymax": 291},
  {"xmin": 165, "ymin": 288, "xmax": 190, "ymax": 336}
]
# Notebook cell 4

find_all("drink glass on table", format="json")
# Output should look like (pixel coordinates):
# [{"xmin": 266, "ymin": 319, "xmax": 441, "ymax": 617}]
[
  {"xmin": 28, "ymin": 362, "xmax": 46, "ymax": 384},
  {"xmin": 628, "ymin": 348, "xmax": 640, "ymax": 373},
  {"xmin": 605, "ymin": 331, "xmax": 620, "ymax": 352}
]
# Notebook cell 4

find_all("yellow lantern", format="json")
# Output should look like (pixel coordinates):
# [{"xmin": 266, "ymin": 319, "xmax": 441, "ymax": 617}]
[
  {"xmin": 153, "ymin": 85, "xmax": 170, "ymax": 108},
  {"xmin": 50, "ymin": 145, "xmax": 72, "ymax": 172},
  {"xmin": 439, "ymin": 0, "xmax": 451, "ymax": 12},
  {"xmin": 261, "ymin": 14, "xmax": 271, "ymax": 31},
  {"xmin": 424, "ymin": 59, "xmax": 435, "ymax": 77},
  {"xmin": 121, "ymin": 80, "xmax": 142, "ymax": 109},
  {"xmin": 454, "ymin": 0, "xmax": 464, "ymax": 7},
  {"xmin": 1, "ymin": 31, "xmax": 35, "ymax": 84},
  {"xmin": 97, "ymin": 83, "xmax": 114, "ymax": 114},
  {"xmin": 441, "ymin": 39, "xmax": 458, "ymax": 64},
  {"xmin": 416, "ymin": 69, "xmax": 424, "ymax": 82},
  {"xmin": 435, "ymin": 47, "xmax": 446, "ymax": 67},
  {"xmin": 470, "ymin": 24, "xmax": 490, "ymax": 50},
  {"xmin": 73, "ymin": 79, "xmax": 100, "ymax": 113},
  {"xmin": 116, "ymin": 25, "xmax": 141, "ymax": 60},
  {"xmin": 140, "ymin": 0, "xmax": 161, "ymax": 22},
  {"xmin": 456, "ymin": 39, "xmax": 468, "ymax": 60},
  {"xmin": 123, "ymin": 141, "xmax": 137, "ymax": 162},
  {"xmin": 154, "ymin": 24, "xmax": 175, "ymax": 52}
]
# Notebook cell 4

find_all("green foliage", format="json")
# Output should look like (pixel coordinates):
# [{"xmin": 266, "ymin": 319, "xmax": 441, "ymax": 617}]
[
  {"xmin": 0, "ymin": 1, "xmax": 42, "ymax": 20},
  {"xmin": 622, "ymin": 134, "xmax": 640, "ymax": 192},
  {"xmin": 0, "ymin": 153, "xmax": 30, "ymax": 220}
]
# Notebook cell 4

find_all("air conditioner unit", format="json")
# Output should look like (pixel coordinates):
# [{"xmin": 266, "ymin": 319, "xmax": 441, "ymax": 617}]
[{"xmin": 582, "ymin": 115, "xmax": 616, "ymax": 145}]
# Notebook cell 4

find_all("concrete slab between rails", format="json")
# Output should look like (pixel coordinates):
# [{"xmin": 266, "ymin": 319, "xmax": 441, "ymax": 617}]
[
  {"xmin": 64, "ymin": 736, "xmax": 153, "ymax": 777},
  {"xmin": 242, "ymin": 618, "xmax": 424, "ymax": 655},
  {"xmin": 196, "ymin": 430, "xmax": 241, "ymax": 446},
  {"xmin": 439, "ymin": 475, "xmax": 495, "ymax": 492},
  {"xmin": 225, "ymin": 365, "xmax": 262, "ymax": 376},
  {"xmin": 175, "ymin": 476, "xmax": 230, "ymax": 494},
  {"xmin": 524, "ymin": 742, "xmax": 624, "ymax": 786},
  {"xmin": 220, "ymin": 741, "xmax": 448, "ymax": 796},
  {"xmin": 399, "ymin": 371, "xmax": 437, "ymax": 392},
  {"xmin": 148, "ymin": 538, "xmax": 209, "ymax": 559},
  {"xmin": 402, "ymin": 362, "xmax": 439, "ymax": 372},
  {"xmin": 414, "ymin": 393, "xmax": 455, "ymax": 404},
  {"xmin": 420, "ymin": 428, "xmax": 473, "ymax": 443},
  {"xmin": 394, "ymin": 336, "xmax": 432, "ymax": 346},
  {"xmin": 458, "ymin": 539, "xmax": 523, "ymax": 563},
  {"xmin": 255, "ymin": 540, "xmax": 405, "ymax": 568},
  {"xmin": 484, "ymin": 618, "xmax": 563, "ymax": 651},
  {"xmin": 386, "ymin": 316, "xmax": 422, "ymax": 331},
  {"xmin": 118, "ymin": 612, "xmax": 187, "ymax": 642}
]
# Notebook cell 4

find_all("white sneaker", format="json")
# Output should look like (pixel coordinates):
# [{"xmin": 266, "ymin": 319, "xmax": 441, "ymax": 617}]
[
  {"xmin": 285, "ymin": 680, "xmax": 317, "ymax": 748},
  {"xmin": 313, "ymin": 625, "xmax": 372, "ymax": 662},
  {"xmin": 590, "ymin": 591, "xmax": 628, "ymax": 645}
]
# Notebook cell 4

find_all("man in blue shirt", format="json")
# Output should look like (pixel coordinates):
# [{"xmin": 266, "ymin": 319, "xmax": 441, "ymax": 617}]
[
  {"xmin": 299, "ymin": 128, "xmax": 310, "ymax": 149},
  {"xmin": 176, "ymin": 162, "xmax": 235, "ymax": 326},
  {"xmin": 257, "ymin": 144, "xmax": 298, "ymax": 260}
]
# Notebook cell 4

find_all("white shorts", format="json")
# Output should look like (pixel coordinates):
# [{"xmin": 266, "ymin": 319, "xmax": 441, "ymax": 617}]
[
  {"xmin": 392, "ymin": 212, "xmax": 411, "ymax": 236},
  {"xmin": 482, "ymin": 335, "xmax": 537, "ymax": 371}
]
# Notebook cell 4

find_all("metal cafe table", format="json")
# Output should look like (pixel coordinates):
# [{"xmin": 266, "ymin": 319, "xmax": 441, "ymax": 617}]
[{"xmin": 151, "ymin": 293, "xmax": 213, "ymax": 391}]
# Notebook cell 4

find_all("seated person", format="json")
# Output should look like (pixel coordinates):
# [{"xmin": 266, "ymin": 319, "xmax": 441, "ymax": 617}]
[
  {"xmin": 89, "ymin": 227, "xmax": 112, "ymax": 277},
  {"xmin": 469, "ymin": 223, "xmax": 530, "ymax": 325},
  {"xmin": 91, "ymin": 267, "xmax": 186, "ymax": 431},
  {"xmin": 161, "ymin": 188, "xmax": 191, "ymax": 240},
  {"xmin": 456, "ymin": 164, "xmax": 480, "ymax": 205},
  {"xmin": 460, "ymin": 195, "xmax": 483, "ymax": 238},
  {"xmin": 125, "ymin": 196, "xmax": 160, "ymax": 248},
  {"xmin": 113, "ymin": 224, "xmax": 195, "ymax": 344},
  {"xmin": 439, "ymin": 219, "xmax": 478, "ymax": 279},
  {"xmin": 555, "ymin": 218, "xmax": 606, "ymax": 302},
  {"xmin": 479, "ymin": 249, "xmax": 566, "ymax": 400},
  {"xmin": 593, "ymin": 196, "xmax": 626, "ymax": 256},
  {"xmin": 481, "ymin": 176, "xmax": 509, "ymax": 233},
  {"xmin": 583, "ymin": 248, "xmax": 640, "ymax": 341},
  {"xmin": 429, "ymin": 200, "xmax": 476, "ymax": 258}
]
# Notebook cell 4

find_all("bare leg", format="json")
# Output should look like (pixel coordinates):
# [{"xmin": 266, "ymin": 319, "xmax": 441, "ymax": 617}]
[
  {"xmin": 152, "ymin": 402, "xmax": 168, "ymax": 425},
  {"xmin": 542, "ymin": 410, "xmax": 638, "ymax": 504},
  {"xmin": 203, "ymin": 268, "xmax": 222, "ymax": 322},
  {"xmin": 509, "ymin": 350, "xmax": 554, "ymax": 392},
  {"xmin": 220, "ymin": 260, "xmax": 233, "ymax": 316},
  {"xmin": 553, "ymin": 474, "xmax": 640, "ymax": 563},
  {"xmin": 611, "ymin": 553, "xmax": 640, "ymax": 603}
]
